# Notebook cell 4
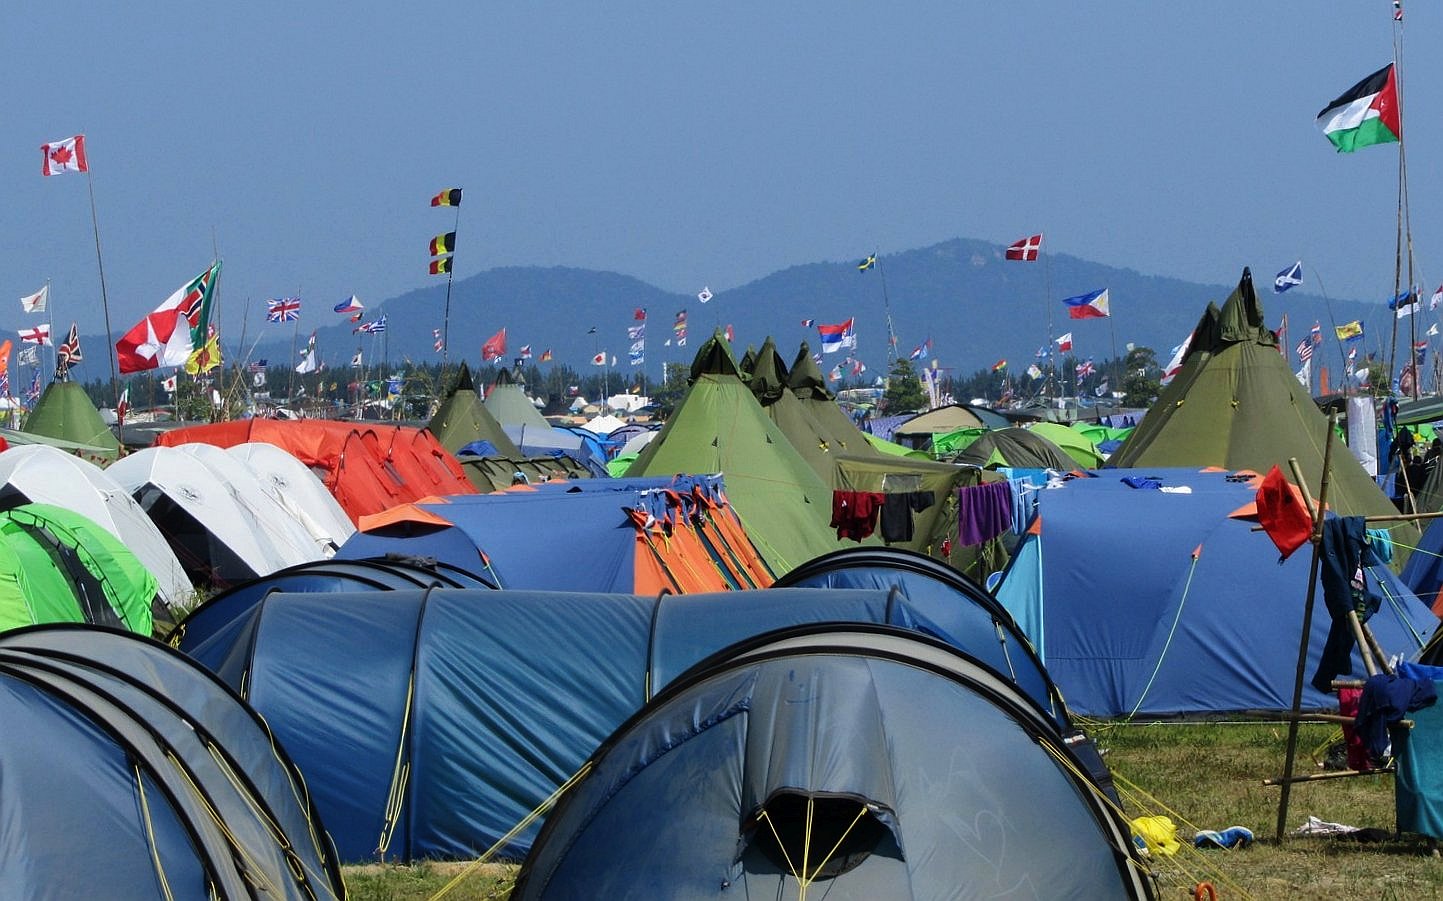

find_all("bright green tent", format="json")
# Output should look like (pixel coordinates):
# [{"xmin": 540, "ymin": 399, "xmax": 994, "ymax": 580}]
[
  {"xmin": 930, "ymin": 427, "xmax": 989, "ymax": 458},
  {"xmin": 0, "ymin": 503, "xmax": 156, "ymax": 634},
  {"xmin": 1027, "ymin": 422, "xmax": 1104, "ymax": 468},
  {"xmin": 863, "ymin": 432, "xmax": 932, "ymax": 460},
  {"xmin": 1109, "ymin": 268, "xmax": 1412, "ymax": 554},
  {"xmin": 426, "ymin": 362, "xmax": 524, "ymax": 457},
  {"xmin": 626, "ymin": 331, "xmax": 837, "ymax": 574},
  {"xmin": 23, "ymin": 382, "xmax": 120, "ymax": 461}
]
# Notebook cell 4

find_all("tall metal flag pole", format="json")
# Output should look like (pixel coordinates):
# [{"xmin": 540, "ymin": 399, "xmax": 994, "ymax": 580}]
[
  {"xmin": 83, "ymin": 156, "xmax": 122, "ymax": 428},
  {"xmin": 871, "ymin": 250, "xmax": 899, "ymax": 364},
  {"xmin": 442, "ymin": 195, "xmax": 462, "ymax": 369}
]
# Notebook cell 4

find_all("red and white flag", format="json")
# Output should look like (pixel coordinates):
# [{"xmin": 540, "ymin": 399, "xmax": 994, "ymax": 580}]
[
  {"xmin": 116, "ymin": 387, "xmax": 130, "ymax": 421},
  {"xmin": 18, "ymin": 324, "xmax": 51, "ymax": 346},
  {"xmin": 591, "ymin": 351, "xmax": 607, "ymax": 366},
  {"xmin": 1005, "ymin": 233, "xmax": 1043, "ymax": 261},
  {"xmin": 41, "ymin": 135, "xmax": 88, "ymax": 176},
  {"xmin": 481, "ymin": 328, "xmax": 507, "ymax": 362}
]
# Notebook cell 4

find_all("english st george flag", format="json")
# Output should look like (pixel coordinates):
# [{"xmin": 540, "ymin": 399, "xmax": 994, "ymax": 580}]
[{"xmin": 1317, "ymin": 63, "xmax": 1400, "ymax": 153}]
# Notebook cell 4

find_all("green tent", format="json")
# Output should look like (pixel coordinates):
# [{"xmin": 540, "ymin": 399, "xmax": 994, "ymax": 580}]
[
  {"xmin": 626, "ymin": 331, "xmax": 837, "ymax": 574},
  {"xmin": 786, "ymin": 341, "xmax": 884, "ymax": 459},
  {"xmin": 1109, "ymin": 268, "xmax": 1411, "ymax": 551},
  {"xmin": 863, "ymin": 432, "xmax": 932, "ymax": 460},
  {"xmin": 0, "ymin": 503, "xmax": 156, "ymax": 634},
  {"xmin": 953, "ymin": 427, "xmax": 1078, "ymax": 470},
  {"xmin": 930, "ymin": 427, "xmax": 990, "ymax": 458},
  {"xmin": 23, "ymin": 382, "xmax": 120, "ymax": 461},
  {"xmin": 1027, "ymin": 422, "xmax": 1104, "ymax": 468},
  {"xmin": 426, "ymin": 362, "xmax": 524, "ymax": 457},
  {"xmin": 483, "ymin": 367, "xmax": 552, "ymax": 431},
  {"xmin": 748, "ymin": 338, "xmax": 851, "ymax": 484}
]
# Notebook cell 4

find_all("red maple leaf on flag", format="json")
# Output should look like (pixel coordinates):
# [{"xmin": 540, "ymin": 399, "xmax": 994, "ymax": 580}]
[{"xmin": 49, "ymin": 145, "xmax": 72, "ymax": 166}]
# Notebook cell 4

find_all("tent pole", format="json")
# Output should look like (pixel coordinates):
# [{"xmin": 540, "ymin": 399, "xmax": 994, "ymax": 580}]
[{"xmin": 1274, "ymin": 425, "xmax": 1337, "ymax": 844}]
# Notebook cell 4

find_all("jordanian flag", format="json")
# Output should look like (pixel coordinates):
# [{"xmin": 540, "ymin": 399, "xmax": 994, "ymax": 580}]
[{"xmin": 1317, "ymin": 63, "xmax": 1400, "ymax": 153}]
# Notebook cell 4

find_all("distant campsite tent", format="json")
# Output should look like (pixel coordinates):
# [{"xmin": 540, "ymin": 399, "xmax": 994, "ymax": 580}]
[
  {"xmin": 626, "ymin": 332, "xmax": 838, "ymax": 574},
  {"xmin": 178, "ymin": 586, "xmax": 1128, "ymax": 864},
  {"xmin": 427, "ymin": 361, "xmax": 524, "ymax": 456},
  {"xmin": 455, "ymin": 453, "xmax": 595, "ymax": 491},
  {"xmin": 749, "ymin": 337, "xmax": 856, "ymax": 482},
  {"xmin": 993, "ymin": 468, "xmax": 1438, "ymax": 716},
  {"xmin": 226, "ymin": 441, "xmax": 357, "ymax": 549},
  {"xmin": 1108, "ymin": 268, "xmax": 1408, "ymax": 548},
  {"xmin": 786, "ymin": 341, "xmax": 881, "ymax": 460},
  {"xmin": 951, "ymin": 426, "xmax": 1078, "ymax": 470},
  {"xmin": 893, "ymin": 404, "xmax": 1008, "ymax": 450},
  {"xmin": 22, "ymin": 381, "xmax": 120, "ymax": 460},
  {"xmin": 0, "ymin": 444, "xmax": 192, "ymax": 608},
  {"xmin": 0, "ymin": 503, "xmax": 158, "ymax": 634},
  {"xmin": 340, "ymin": 475, "xmax": 773, "ymax": 594},
  {"xmin": 513, "ymin": 626, "xmax": 1151, "ymax": 900},
  {"xmin": 1027, "ymin": 421, "xmax": 1104, "ymax": 468},
  {"xmin": 0, "ymin": 625, "xmax": 344, "ymax": 899},
  {"xmin": 484, "ymin": 367, "xmax": 551, "ymax": 428}
]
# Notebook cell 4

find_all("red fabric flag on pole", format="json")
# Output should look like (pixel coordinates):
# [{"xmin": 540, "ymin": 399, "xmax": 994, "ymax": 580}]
[
  {"xmin": 481, "ymin": 328, "xmax": 507, "ymax": 362},
  {"xmin": 1005, "ymin": 233, "xmax": 1043, "ymax": 261},
  {"xmin": 41, "ymin": 135, "xmax": 88, "ymax": 176}
]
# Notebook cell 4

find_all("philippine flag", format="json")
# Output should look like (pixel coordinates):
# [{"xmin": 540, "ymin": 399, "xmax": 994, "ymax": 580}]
[
  {"xmin": 1062, "ymin": 288, "xmax": 1110, "ymax": 319},
  {"xmin": 817, "ymin": 318, "xmax": 856, "ymax": 354},
  {"xmin": 333, "ymin": 295, "xmax": 364, "ymax": 314}
]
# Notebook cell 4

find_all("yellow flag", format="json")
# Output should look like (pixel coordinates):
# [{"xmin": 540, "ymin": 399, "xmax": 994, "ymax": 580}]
[{"xmin": 184, "ymin": 330, "xmax": 222, "ymax": 375}]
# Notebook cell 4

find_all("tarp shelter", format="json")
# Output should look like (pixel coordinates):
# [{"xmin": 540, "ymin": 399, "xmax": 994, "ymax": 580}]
[
  {"xmin": 513, "ymin": 626, "xmax": 1152, "ymax": 900},
  {"xmin": 1109, "ymin": 268, "xmax": 1409, "ymax": 551},
  {"xmin": 626, "ymin": 332, "xmax": 839, "ymax": 574},
  {"xmin": 992, "ymin": 468, "xmax": 1438, "ymax": 716},
  {"xmin": 0, "ymin": 503, "xmax": 158, "ymax": 635},
  {"xmin": 426, "ymin": 361, "xmax": 524, "ymax": 456},
  {"xmin": 951, "ymin": 426, "xmax": 1078, "ymax": 470},
  {"xmin": 108, "ymin": 446, "xmax": 323, "ymax": 587},
  {"xmin": 178, "ymin": 585, "xmax": 1128, "ymax": 863},
  {"xmin": 154, "ymin": 418, "xmax": 478, "ymax": 524},
  {"xmin": 22, "ymin": 381, "xmax": 120, "ymax": 461},
  {"xmin": 340, "ymin": 475, "xmax": 773, "ymax": 594},
  {"xmin": 0, "ymin": 625, "xmax": 344, "ymax": 899},
  {"xmin": 0, "ymin": 444, "xmax": 192, "ymax": 608}
]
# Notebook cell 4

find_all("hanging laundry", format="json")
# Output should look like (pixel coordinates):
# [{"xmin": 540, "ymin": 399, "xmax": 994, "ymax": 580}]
[
  {"xmin": 957, "ymin": 481, "xmax": 1014, "ymax": 547},
  {"xmin": 880, "ymin": 491, "xmax": 935, "ymax": 543},
  {"xmin": 831, "ymin": 490, "xmax": 885, "ymax": 541}
]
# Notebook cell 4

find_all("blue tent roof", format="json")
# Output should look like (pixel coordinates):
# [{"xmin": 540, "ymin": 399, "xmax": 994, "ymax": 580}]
[
  {"xmin": 181, "ymin": 584, "xmax": 1097, "ymax": 862},
  {"xmin": 994, "ymin": 468, "xmax": 1438, "ymax": 716}
]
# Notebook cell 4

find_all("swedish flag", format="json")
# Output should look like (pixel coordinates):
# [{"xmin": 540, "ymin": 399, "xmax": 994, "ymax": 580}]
[{"xmin": 857, "ymin": 254, "xmax": 876, "ymax": 272}]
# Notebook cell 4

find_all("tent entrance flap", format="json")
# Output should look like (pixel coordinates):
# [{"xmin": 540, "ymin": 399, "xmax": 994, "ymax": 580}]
[{"xmin": 744, "ymin": 790, "xmax": 900, "ymax": 882}]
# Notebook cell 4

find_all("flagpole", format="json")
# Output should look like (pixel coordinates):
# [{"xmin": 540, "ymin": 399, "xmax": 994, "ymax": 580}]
[
  {"xmin": 874, "ymin": 250, "xmax": 899, "ymax": 364},
  {"xmin": 83, "ymin": 165, "xmax": 122, "ymax": 429},
  {"xmin": 1042, "ymin": 242, "xmax": 1055, "ymax": 407},
  {"xmin": 442, "ymin": 200, "xmax": 461, "ymax": 372}
]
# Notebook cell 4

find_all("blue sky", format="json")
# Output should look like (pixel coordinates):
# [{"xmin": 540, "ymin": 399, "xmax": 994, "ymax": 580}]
[{"xmin": 2, "ymin": 2, "xmax": 1436, "ymax": 347}]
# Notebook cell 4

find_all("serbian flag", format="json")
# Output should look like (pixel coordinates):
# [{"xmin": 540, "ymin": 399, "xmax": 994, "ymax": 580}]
[
  {"xmin": 115, "ymin": 261, "xmax": 223, "ymax": 373},
  {"xmin": 1005, "ymin": 234, "xmax": 1042, "ymax": 261},
  {"xmin": 1317, "ymin": 63, "xmax": 1400, "ymax": 153},
  {"xmin": 431, "ymin": 188, "xmax": 463, "ymax": 207},
  {"xmin": 41, "ymin": 135, "xmax": 87, "ymax": 176},
  {"xmin": 1062, "ymin": 288, "xmax": 1110, "ymax": 319},
  {"xmin": 817, "ymin": 318, "xmax": 856, "ymax": 354},
  {"xmin": 482, "ymin": 328, "xmax": 507, "ymax": 362}
]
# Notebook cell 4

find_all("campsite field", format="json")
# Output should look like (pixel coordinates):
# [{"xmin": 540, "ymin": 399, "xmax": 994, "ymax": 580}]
[{"xmin": 341, "ymin": 722, "xmax": 1443, "ymax": 900}]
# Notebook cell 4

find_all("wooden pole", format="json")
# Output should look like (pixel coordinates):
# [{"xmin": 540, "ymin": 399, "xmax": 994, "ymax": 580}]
[
  {"xmin": 1275, "ymin": 419, "xmax": 1337, "ymax": 844},
  {"xmin": 1264, "ymin": 767, "xmax": 1396, "ymax": 788},
  {"xmin": 1347, "ymin": 610, "xmax": 1379, "ymax": 678}
]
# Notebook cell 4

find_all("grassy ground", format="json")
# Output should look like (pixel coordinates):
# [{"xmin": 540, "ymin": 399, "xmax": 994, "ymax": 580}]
[{"xmin": 340, "ymin": 721, "xmax": 1443, "ymax": 900}]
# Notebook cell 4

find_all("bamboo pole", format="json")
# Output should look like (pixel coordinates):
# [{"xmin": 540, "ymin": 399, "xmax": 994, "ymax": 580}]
[
  {"xmin": 1264, "ymin": 767, "xmax": 1396, "ymax": 788},
  {"xmin": 1275, "ymin": 422, "xmax": 1336, "ymax": 843},
  {"xmin": 1347, "ymin": 611, "xmax": 1380, "ymax": 678}
]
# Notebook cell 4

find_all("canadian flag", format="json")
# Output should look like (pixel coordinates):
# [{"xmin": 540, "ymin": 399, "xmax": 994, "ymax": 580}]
[{"xmin": 41, "ymin": 135, "xmax": 88, "ymax": 176}]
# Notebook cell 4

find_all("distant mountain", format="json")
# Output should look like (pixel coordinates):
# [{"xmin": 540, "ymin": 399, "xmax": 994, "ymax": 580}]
[{"xmin": 91, "ymin": 238, "xmax": 1408, "ymax": 381}]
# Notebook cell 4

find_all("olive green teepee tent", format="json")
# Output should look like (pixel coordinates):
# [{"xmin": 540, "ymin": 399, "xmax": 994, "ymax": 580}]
[
  {"xmin": 786, "ymin": 341, "xmax": 883, "ymax": 459},
  {"xmin": 426, "ymin": 362, "xmax": 524, "ymax": 457},
  {"xmin": 483, "ymin": 367, "xmax": 551, "ymax": 431},
  {"xmin": 626, "ymin": 331, "xmax": 837, "ymax": 574},
  {"xmin": 23, "ymin": 382, "xmax": 120, "ymax": 460},
  {"xmin": 1110, "ymin": 268, "xmax": 1410, "ymax": 550}
]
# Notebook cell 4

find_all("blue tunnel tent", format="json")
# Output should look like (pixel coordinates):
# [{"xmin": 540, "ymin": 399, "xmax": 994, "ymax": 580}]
[
  {"xmin": 170, "ymin": 556, "xmax": 493, "ymax": 677},
  {"xmin": 177, "ymin": 585, "xmax": 1119, "ymax": 862},
  {"xmin": 993, "ymin": 468, "xmax": 1439, "ymax": 717},
  {"xmin": 514, "ymin": 626, "xmax": 1153, "ymax": 900},
  {"xmin": 774, "ymin": 545, "xmax": 1117, "ymax": 801},
  {"xmin": 0, "ymin": 625, "xmax": 344, "ymax": 900}
]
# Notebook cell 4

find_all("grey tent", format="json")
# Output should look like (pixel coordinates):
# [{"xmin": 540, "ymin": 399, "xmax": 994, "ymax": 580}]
[
  {"xmin": 514, "ymin": 626, "xmax": 1152, "ymax": 900},
  {"xmin": 0, "ymin": 625, "xmax": 344, "ymax": 899}
]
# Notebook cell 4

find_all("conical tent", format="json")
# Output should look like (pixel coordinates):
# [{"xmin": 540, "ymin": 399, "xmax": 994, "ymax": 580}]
[
  {"xmin": 484, "ymin": 367, "xmax": 552, "ymax": 431},
  {"xmin": 22, "ymin": 381, "xmax": 120, "ymax": 459},
  {"xmin": 1109, "ymin": 268, "xmax": 1407, "ymax": 544},
  {"xmin": 788, "ymin": 341, "xmax": 882, "ymax": 458},
  {"xmin": 0, "ymin": 625, "xmax": 344, "ymax": 899},
  {"xmin": 627, "ymin": 332, "xmax": 837, "ymax": 574},
  {"xmin": 514, "ymin": 627, "xmax": 1152, "ymax": 900},
  {"xmin": 749, "ymin": 337, "xmax": 841, "ymax": 483},
  {"xmin": 427, "ymin": 361, "xmax": 524, "ymax": 457}
]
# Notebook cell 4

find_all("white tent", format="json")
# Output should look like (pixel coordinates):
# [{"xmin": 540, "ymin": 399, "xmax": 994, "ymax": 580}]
[
  {"xmin": 0, "ymin": 445, "xmax": 194, "ymax": 608},
  {"xmin": 581, "ymin": 413, "xmax": 627, "ymax": 435},
  {"xmin": 226, "ymin": 442, "xmax": 355, "ymax": 551},
  {"xmin": 108, "ymin": 446, "xmax": 320, "ymax": 584}
]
